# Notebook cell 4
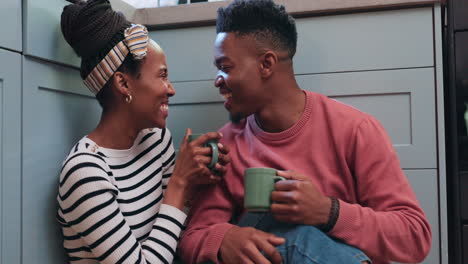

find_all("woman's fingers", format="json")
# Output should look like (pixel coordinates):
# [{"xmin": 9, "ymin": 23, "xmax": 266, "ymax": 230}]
[
  {"xmin": 190, "ymin": 132, "xmax": 222, "ymax": 146},
  {"xmin": 181, "ymin": 128, "xmax": 192, "ymax": 146},
  {"xmin": 218, "ymin": 142, "xmax": 230, "ymax": 154}
]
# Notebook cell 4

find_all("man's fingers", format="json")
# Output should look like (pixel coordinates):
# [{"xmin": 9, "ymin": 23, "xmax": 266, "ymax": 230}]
[
  {"xmin": 256, "ymin": 236, "xmax": 284, "ymax": 264},
  {"xmin": 268, "ymin": 235, "xmax": 286, "ymax": 246},
  {"xmin": 277, "ymin": 170, "xmax": 308, "ymax": 181},
  {"xmin": 274, "ymin": 180, "xmax": 301, "ymax": 191},
  {"xmin": 271, "ymin": 190, "xmax": 297, "ymax": 203},
  {"xmin": 243, "ymin": 244, "xmax": 271, "ymax": 264},
  {"xmin": 276, "ymin": 170, "xmax": 294, "ymax": 179},
  {"xmin": 270, "ymin": 203, "xmax": 295, "ymax": 215}
]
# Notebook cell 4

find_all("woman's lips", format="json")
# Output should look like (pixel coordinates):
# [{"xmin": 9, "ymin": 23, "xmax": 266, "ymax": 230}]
[{"xmin": 160, "ymin": 104, "xmax": 169, "ymax": 117}]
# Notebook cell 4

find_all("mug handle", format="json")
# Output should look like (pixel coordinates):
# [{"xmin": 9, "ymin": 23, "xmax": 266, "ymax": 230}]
[
  {"xmin": 206, "ymin": 141, "xmax": 219, "ymax": 169},
  {"xmin": 273, "ymin": 175, "xmax": 285, "ymax": 183}
]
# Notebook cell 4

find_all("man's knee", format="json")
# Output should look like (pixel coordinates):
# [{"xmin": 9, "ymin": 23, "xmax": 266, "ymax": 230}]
[{"xmin": 274, "ymin": 225, "xmax": 371, "ymax": 264}]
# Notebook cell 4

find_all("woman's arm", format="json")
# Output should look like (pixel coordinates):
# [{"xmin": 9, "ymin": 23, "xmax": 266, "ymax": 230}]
[{"xmin": 58, "ymin": 153, "xmax": 186, "ymax": 264}]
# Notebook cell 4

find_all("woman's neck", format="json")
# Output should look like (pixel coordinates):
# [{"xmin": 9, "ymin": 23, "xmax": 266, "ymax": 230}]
[{"xmin": 87, "ymin": 109, "xmax": 141, "ymax": 150}]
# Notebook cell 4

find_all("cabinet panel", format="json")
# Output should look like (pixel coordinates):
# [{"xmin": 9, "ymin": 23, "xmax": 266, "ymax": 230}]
[
  {"xmin": 22, "ymin": 57, "xmax": 101, "ymax": 263},
  {"xmin": 460, "ymin": 172, "xmax": 468, "ymax": 220},
  {"xmin": 152, "ymin": 7, "xmax": 434, "ymax": 82},
  {"xmin": 399, "ymin": 170, "xmax": 439, "ymax": 264},
  {"xmin": 0, "ymin": 0, "xmax": 22, "ymax": 51},
  {"xmin": 454, "ymin": 0, "xmax": 468, "ymax": 31},
  {"xmin": 464, "ymin": 225, "xmax": 468, "ymax": 264},
  {"xmin": 0, "ymin": 49, "xmax": 21, "ymax": 264},
  {"xmin": 170, "ymin": 68, "xmax": 437, "ymax": 169},
  {"xmin": 297, "ymin": 68, "xmax": 436, "ymax": 169},
  {"xmin": 24, "ymin": 0, "xmax": 80, "ymax": 66},
  {"xmin": 167, "ymin": 103, "xmax": 228, "ymax": 148}
]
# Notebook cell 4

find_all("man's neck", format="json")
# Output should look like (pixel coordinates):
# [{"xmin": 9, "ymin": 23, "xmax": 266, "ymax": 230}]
[{"xmin": 254, "ymin": 86, "xmax": 305, "ymax": 133}]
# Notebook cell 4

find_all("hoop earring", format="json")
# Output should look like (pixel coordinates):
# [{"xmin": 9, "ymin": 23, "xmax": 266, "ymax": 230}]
[{"xmin": 125, "ymin": 94, "xmax": 132, "ymax": 104}]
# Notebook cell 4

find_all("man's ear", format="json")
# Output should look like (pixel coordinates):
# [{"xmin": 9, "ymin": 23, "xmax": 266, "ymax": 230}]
[
  {"xmin": 259, "ymin": 51, "xmax": 278, "ymax": 79},
  {"xmin": 111, "ymin": 71, "xmax": 131, "ymax": 97}
]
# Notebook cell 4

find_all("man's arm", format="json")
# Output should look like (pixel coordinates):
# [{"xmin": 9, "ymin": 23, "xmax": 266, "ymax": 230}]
[
  {"xmin": 179, "ymin": 173, "xmax": 284, "ymax": 264},
  {"xmin": 270, "ymin": 116, "xmax": 431, "ymax": 263},
  {"xmin": 331, "ymin": 117, "xmax": 432, "ymax": 262},
  {"xmin": 178, "ymin": 181, "xmax": 236, "ymax": 263}
]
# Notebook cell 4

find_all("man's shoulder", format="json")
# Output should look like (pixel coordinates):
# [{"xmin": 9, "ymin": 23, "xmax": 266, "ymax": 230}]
[
  {"xmin": 219, "ymin": 119, "xmax": 248, "ymax": 139},
  {"xmin": 311, "ymin": 91, "xmax": 372, "ymax": 123}
]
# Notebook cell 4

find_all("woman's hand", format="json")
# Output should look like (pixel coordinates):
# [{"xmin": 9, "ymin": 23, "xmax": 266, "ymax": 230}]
[{"xmin": 164, "ymin": 128, "xmax": 230, "ymax": 209}]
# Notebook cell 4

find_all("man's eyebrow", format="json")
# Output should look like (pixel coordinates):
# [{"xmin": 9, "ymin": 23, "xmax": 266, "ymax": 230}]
[{"xmin": 214, "ymin": 56, "xmax": 229, "ymax": 66}]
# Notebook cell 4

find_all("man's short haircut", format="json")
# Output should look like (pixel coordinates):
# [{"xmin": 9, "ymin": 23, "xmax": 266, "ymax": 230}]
[{"xmin": 216, "ymin": 0, "xmax": 298, "ymax": 59}]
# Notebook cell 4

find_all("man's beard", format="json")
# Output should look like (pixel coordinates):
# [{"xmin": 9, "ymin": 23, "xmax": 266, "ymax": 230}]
[{"xmin": 229, "ymin": 112, "xmax": 244, "ymax": 124}]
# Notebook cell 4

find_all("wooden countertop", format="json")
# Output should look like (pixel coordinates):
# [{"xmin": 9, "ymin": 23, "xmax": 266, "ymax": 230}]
[{"xmin": 109, "ymin": 0, "xmax": 444, "ymax": 29}]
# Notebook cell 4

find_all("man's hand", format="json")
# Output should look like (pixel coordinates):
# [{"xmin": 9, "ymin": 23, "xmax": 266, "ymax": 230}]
[
  {"xmin": 219, "ymin": 226, "xmax": 284, "ymax": 264},
  {"xmin": 270, "ymin": 170, "xmax": 331, "ymax": 226}
]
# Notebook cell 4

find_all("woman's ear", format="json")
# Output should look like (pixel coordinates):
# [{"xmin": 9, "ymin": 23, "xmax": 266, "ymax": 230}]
[
  {"xmin": 259, "ymin": 51, "xmax": 278, "ymax": 79},
  {"xmin": 112, "ymin": 71, "xmax": 131, "ymax": 97}
]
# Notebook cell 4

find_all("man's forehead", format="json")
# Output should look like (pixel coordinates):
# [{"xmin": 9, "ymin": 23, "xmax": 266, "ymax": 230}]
[
  {"xmin": 215, "ymin": 32, "xmax": 233, "ymax": 49},
  {"xmin": 215, "ymin": 32, "xmax": 255, "ymax": 53}
]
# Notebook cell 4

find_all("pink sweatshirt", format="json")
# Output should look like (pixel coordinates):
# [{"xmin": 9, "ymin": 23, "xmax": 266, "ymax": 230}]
[{"xmin": 179, "ymin": 90, "xmax": 431, "ymax": 264}]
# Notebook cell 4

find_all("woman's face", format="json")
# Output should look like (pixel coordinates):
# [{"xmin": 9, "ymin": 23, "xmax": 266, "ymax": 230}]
[{"xmin": 127, "ymin": 45, "xmax": 175, "ymax": 129}]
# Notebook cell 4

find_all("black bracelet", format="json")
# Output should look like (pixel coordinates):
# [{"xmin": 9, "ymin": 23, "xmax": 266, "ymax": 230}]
[{"xmin": 318, "ymin": 197, "xmax": 340, "ymax": 233}]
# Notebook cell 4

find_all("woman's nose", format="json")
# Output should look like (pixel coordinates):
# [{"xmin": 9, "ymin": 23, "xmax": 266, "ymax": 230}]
[{"xmin": 167, "ymin": 81, "xmax": 175, "ymax": 96}]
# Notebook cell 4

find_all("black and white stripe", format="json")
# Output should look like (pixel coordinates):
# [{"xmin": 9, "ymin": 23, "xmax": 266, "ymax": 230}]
[{"xmin": 57, "ymin": 128, "xmax": 186, "ymax": 264}]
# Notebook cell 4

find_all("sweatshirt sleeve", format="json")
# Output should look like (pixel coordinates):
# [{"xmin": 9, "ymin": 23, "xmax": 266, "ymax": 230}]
[
  {"xmin": 178, "ymin": 181, "xmax": 237, "ymax": 264},
  {"xmin": 57, "ymin": 153, "xmax": 186, "ymax": 264},
  {"xmin": 329, "ymin": 117, "xmax": 432, "ymax": 263}
]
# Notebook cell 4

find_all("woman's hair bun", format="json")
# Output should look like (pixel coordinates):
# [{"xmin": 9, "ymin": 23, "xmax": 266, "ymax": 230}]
[{"xmin": 60, "ymin": 0, "xmax": 129, "ymax": 58}]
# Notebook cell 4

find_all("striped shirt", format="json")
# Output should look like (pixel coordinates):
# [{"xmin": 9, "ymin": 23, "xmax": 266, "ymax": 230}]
[{"xmin": 57, "ymin": 128, "xmax": 186, "ymax": 264}]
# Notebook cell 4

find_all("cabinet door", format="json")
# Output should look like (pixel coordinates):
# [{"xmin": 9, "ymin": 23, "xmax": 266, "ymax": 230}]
[
  {"xmin": 399, "ymin": 170, "xmax": 440, "ymax": 264},
  {"xmin": 297, "ymin": 68, "xmax": 437, "ymax": 169},
  {"xmin": 454, "ymin": 0, "xmax": 468, "ymax": 31},
  {"xmin": 0, "ymin": 49, "xmax": 21, "ymax": 264},
  {"xmin": 464, "ymin": 225, "xmax": 468, "ymax": 264},
  {"xmin": 24, "ymin": 0, "xmax": 80, "ymax": 66},
  {"xmin": 22, "ymin": 57, "xmax": 101, "ymax": 264},
  {"xmin": 0, "ymin": 0, "xmax": 22, "ymax": 51}
]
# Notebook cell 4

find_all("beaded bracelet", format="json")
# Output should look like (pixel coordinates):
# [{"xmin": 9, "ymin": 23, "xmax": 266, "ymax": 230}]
[{"xmin": 318, "ymin": 197, "xmax": 340, "ymax": 233}]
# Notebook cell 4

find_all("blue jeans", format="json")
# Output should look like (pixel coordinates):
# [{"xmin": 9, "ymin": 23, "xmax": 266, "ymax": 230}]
[{"xmin": 238, "ymin": 213, "xmax": 371, "ymax": 264}]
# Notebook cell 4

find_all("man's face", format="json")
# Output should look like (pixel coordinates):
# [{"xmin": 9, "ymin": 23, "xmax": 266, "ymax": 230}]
[{"xmin": 213, "ymin": 32, "xmax": 265, "ymax": 123}]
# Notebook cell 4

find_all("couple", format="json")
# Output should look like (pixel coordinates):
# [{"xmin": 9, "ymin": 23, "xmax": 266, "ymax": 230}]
[{"xmin": 56, "ymin": 0, "xmax": 432, "ymax": 263}]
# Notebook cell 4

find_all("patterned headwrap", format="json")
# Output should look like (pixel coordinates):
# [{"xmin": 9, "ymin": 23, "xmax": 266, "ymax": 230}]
[{"xmin": 83, "ymin": 24, "xmax": 149, "ymax": 94}]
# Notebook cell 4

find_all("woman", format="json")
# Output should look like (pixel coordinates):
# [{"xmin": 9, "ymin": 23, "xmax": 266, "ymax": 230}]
[{"xmin": 56, "ymin": 0, "xmax": 229, "ymax": 263}]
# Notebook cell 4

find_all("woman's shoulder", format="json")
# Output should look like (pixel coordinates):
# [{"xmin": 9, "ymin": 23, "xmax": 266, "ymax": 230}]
[
  {"xmin": 59, "ymin": 137, "xmax": 110, "ymax": 183},
  {"xmin": 135, "ymin": 128, "xmax": 173, "ymax": 149}
]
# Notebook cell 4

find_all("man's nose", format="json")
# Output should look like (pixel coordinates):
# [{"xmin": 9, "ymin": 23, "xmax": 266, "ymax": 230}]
[{"xmin": 214, "ymin": 75, "xmax": 224, "ymax": 87}]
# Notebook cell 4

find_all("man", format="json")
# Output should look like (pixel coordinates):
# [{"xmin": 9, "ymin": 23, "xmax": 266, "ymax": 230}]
[{"xmin": 179, "ymin": 1, "xmax": 431, "ymax": 263}]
